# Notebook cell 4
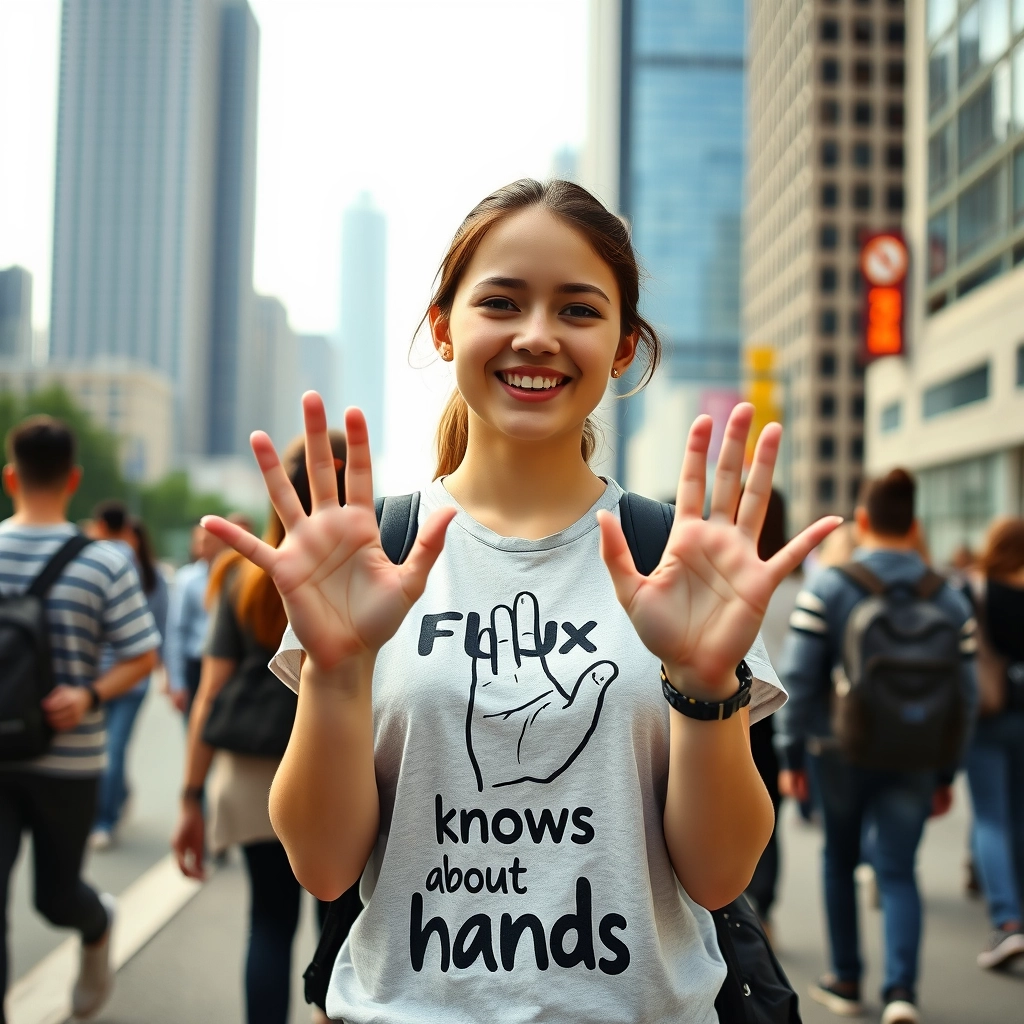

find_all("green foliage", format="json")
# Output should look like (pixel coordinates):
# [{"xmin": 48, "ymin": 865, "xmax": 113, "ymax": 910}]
[{"xmin": 138, "ymin": 471, "xmax": 231, "ymax": 559}]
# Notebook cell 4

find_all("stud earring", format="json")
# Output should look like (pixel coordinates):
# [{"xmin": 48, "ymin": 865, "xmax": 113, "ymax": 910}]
[
  {"xmin": 611, "ymin": 367, "xmax": 621, "ymax": 378},
  {"xmin": 441, "ymin": 344, "xmax": 453, "ymax": 361}
]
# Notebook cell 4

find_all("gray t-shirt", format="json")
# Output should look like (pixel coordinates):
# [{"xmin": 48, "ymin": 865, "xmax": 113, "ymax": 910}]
[{"xmin": 272, "ymin": 477, "xmax": 784, "ymax": 1024}]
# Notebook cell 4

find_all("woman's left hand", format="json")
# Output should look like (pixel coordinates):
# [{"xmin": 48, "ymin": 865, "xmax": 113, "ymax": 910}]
[{"xmin": 597, "ymin": 404, "xmax": 841, "ymax": 699}]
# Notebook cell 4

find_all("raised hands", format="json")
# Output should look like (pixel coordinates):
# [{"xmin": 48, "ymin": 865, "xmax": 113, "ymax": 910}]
[
  {"xmin": 597, "ymin": 404, "xmax": 840, "ymax": 698},
  {"xmin": 200, "ymin": 394, "xmax": 456, "ymax": 670}
]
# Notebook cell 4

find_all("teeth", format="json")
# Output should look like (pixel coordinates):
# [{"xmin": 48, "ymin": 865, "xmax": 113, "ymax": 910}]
[{"xmin": 501, "ymin": 372, "xmax": 564, "ymax": 390}]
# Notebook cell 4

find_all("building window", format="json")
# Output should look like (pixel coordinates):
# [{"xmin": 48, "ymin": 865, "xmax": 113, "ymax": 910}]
[
  {"xmin": 821, "ymin": 17, "xmax": 841, "ymax": 40},
  {"xmin": 820, "ymin": 353, "xmax": 838, "ymax": 376},
  {"xmin": 958, "ymin": 69, "xmax": 1011, "ymax": 171},
  {"xmin": 822, "ymin": 183, "xmax": 840, "ymax": 207},
  {"xmin": 880, "ymin": 400, "xmax": 902, "ymax": 432},
  {"xmin": 928, "ymin": 208, "xmax": 950, "ymax": 279},
  {"xmin": 852, "ymin": 395, "xmax": 866, "ymax": 420},
  {"xmin": 886, "ymin": 185, "xmax": 905, "ymax": 211},
  {"xmin": 821, "ymin": 266, "xmax": 839, "ymax": 292},
  {"xmin": 958, "ymin": 2, "xmax": 1007, "ymax": 85},
  {"xmin": 822, "ymin": 58, "xmax": 841, "ymax": 83},
  {"xmin": 923, "ymin": 363, "xmax": 990, "ymax": 417},
  {"xmin": 853, "ymin": 101, "xmax": 873, "ymax": 125},
  {"xmin": 853, "ymin": 18, "xmax": 874, "ymax": 43},
  {"xmin": 851, "ymin": 225, "xmax": 868, "ymax": 250},
  {"xmin": 851, "ymin": 269, "xmax": 864, "ymax": 294},
  {"xmin": 957, "ymin": 164, "xmax": 1005, "ymax": 257},
  {"xmin": 852, "ymin": 356, "xmax": 866, "ymax": 379},
  {"xmin": 851, "ymin": 436, "xmax": 865, "ymax": 460},
  {"xmin": 1016, "ymin": 342, "xmax": 1024, "ymax": 386},
  {"xmin": 929, "ymin": 123, "xmax": 952, "ymax": 193},
  {"xmin": 821, "ymin": 224, "xmax": 839, "ymax": 249},
  {"xmin": 820, "ymin": 394, "xmax": 837, "ymax": 417},
  {"xmin": 853, "ymin": 141, "xmax": 873, "ymax": 167},
  {"xmin": 1015, "ymin": 146, "xmax": 1024, "ymax": 220},
  {"xmin": 819, "ymin": 436, "xmax": 837, "ymax": 460},
  {"xmin": 887, "ymin": 60, "xmax": 906, "ymax": 86},
  {"xmin": 886, "ymin": 143, "xmax": 905, "ymax": 168},
  {"xmin": 928, "ymin": 0, "xmax": 957, "ymax": 42},
  {"xmin": 818, "ymin": 476, "xmax": 837, "ymax": 502},
  {"xmin": 853, "ymin": 183, "xmax": 873, "ymax": 209},
  {"xmin": 822, "ymin": 99, "xmax": 841, "ymax": 124},
  {"xmin": 853, "ymin": 60, "xmax": 873, "ymax": 85},
  {"xmin": 887, "ymin": 20, "xmax": 905, "ymax": 44},
  {"xmin": 822, "ymin": 139, "xmax": 840, "ymax": 166},
  {"xmin": 930, "ymin": 33, "xmax": 954, "ymax": 112},
  {"xmin": 928, "ymin": 292, "xmax": 949, "ymax": 313},
  {"xmin": 820, "ymin": 309, "xmax": 839, "ymax": 333},
  {"xmin": 957, "ymin": 257, "xmax": 1003, "ymax": 295},
  {"xmin": 887, "ymin": 102, "xmax": 905, "ymax": 127},
  {"xmin": 850, "ymin": 477, "xmax": 863, "ymax": 503}
]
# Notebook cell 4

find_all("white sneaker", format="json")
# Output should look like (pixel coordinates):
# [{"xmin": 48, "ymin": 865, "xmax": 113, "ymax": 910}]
[
  {"xmin": 881, "ymin": 999, "xmax": 921, "ymax": 1024},
  {"xmin": 71, "ymin": 893, "xmax": 116, "ymax": 1019},
  {"xmin": 977, "ymin": 927, "xmax": 1024, "ymax": 970},
  {"xmin": 87, "ymin": 829, "xmax": 112, "ymax": 852}
]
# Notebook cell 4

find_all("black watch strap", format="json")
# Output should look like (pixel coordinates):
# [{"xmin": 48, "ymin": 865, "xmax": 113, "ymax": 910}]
[
  {"xmin": 86, "ymin": 684, "xmax": 102, "ymax": 710},
  {"xmin": 661, "ymin": 660, "xmax": 754, "ymax": 721}
]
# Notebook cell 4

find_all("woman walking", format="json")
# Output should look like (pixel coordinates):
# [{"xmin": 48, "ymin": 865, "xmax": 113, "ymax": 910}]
[{"xmin": 205, "ymin": 180, "xmax": 837, "ymax": 1022}]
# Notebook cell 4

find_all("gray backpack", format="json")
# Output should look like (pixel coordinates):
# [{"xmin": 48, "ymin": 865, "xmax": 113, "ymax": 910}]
[{"xmin": 831, "ymin": 562, "xmax": 966, "ymax": 772}]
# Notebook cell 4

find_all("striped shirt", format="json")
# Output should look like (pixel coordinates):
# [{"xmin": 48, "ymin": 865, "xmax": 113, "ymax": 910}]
[{"xmin": 0, "ymin": 520, "xmax": 160, "ymax": 777}]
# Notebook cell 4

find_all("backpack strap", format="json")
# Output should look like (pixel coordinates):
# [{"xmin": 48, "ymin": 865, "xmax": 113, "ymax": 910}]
[
  {"xmin": 26, "ymin": 534, "xmax": 93, "ymax": 599},
  {"xmin": 834, "ymin": 561, "xmax": 886, "ymax": 596},
  {"xmin": 374, "ymin": 493, "xmax": 420, "ymax": 565},
  {"xmin": 915, "ymin": 569, "xmax": 947, "ymax": 601},
  {"xmin": 618, "ymin": 492, "xmax": 675, "ymax": 577}
]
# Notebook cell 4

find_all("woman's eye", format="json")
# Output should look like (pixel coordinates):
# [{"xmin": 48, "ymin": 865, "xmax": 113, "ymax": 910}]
[
  {"xmin": 562, "ymin": 303, "xmax": 601, "ymax": 319},
  {"xmin": 480, "ymin": 297, "xmax": 518, "ymax": 312}
]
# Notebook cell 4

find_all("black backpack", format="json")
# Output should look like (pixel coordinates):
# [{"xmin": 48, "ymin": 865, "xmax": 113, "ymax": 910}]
[
  {"xmin": 0, "ymin": 533, "xmax": 93, "ymax": 760},
  {"xmin": 830, "ymin": 562, "xmax": 967, "ymax": 773},
  {"xmin": 304, "ymin": 492, "xmax": 801, "ymax": 1024}
]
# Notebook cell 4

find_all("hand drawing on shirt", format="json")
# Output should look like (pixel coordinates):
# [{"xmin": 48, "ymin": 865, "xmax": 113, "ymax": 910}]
[{"xmin": 466, "ymin": 591, "xmax": 617, "ymax": 791}]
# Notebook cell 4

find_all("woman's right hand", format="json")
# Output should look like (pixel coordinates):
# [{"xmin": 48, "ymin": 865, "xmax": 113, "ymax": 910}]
[
  {"xmin": 200, "ymin": 394, "xmax": 456, "ymax": 672},
  {"xmin": 172, "ymin": 800, "xmax": 206, "ymax": 879}
]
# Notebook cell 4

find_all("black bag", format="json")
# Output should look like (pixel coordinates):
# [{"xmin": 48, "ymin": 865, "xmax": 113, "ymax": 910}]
[
  {"xmin": 831, "ymin": 562, "xmax": 966, "ymax": 773},
  {"xmin": 0, "ymin": 533, "xmax": 93, "ymax": 760},
  {"xmin": 304, "ymin": 492, "xmax": 801, "ymax": 1024}
]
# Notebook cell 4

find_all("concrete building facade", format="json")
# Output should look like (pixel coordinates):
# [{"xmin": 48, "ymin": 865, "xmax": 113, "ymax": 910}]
[
  {"xmin": 0, "ymin": 267, "xmax": 32, "ymax": 365},
  {"xmin": 743, "ymin": 0, "xmax": 908, "ymax": 530},
  {"xmin": 865, "ymin": 0, "xmax": 1024, "ymax": 563}
]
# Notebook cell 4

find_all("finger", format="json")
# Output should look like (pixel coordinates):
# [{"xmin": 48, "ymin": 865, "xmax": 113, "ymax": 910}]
[
  {"xmin": 491, "ymin": 603, "xmax": 518, "ymax": 676},
  {"xmin": 200, "ymin": 515, "xmax": 279, "ymax": 573},
  {"xmin": 709, "ymin": 403, "xmax": 754, "ymax": 522},
  {"xmin": 736, "ymin": 422, "xmax": 782, "ymax": 540},
  {"xmin": 343, "ymin": 407, "xmax": 374, "ymax": 510},
  {"xmin": 250, "ymin": 431, "xmax": 305, "ymax": 530},
  {"xmin": 766, "ymin": 515, "xmax": 844, "ymax": 581},
  {"xmin": 596, "ymin": 510, "xmax": 644, "ymax": 608},
  {"xmin": 302, "ymin": 392, "xmax": 339, "ymax": 511},
  {"xmin": 514, "ymin": 592, "xmax": 542, "ymax": 659},
  {"xmin": 674, "ymin": 416, "xmax": 712, "ymax": 518},
  {"xmin": 398, "ymin": 507, "xmax": 456, "ymax": 603}
]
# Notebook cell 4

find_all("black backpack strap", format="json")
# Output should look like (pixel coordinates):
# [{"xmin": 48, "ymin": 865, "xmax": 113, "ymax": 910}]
[
  {"xmin": 834, "ymin": 561, "xmax": 886, "ymax": 596},
  {"xmin": 618, "ymin": 492, "xmax": 675, "ymax": 576},
  {"xmin": 26, "ymin": 534, "xmax": 93, "ymax": 598},
  {"xmin": 374, "ymin": 493, "xmax": 420, "ymax": 565}
]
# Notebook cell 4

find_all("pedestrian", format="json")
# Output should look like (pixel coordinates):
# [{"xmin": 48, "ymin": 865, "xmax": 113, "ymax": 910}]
[
  {"xmin": 87, "ymin": 508, "xmax": 169, "ymax": 849},
  {"xmin": 776, "ymin": 468, "xmax": 977, "ymax": 1024},
  {"xmin": 172, "ymin": 432, "xmax": 352, "ymax": 1024},
  {"xmin": 202, "ymin": 179, "xmax": 837, "ymax": 1024},
  {"xmin": 963, "ymin": 517, "xmax": 1024, "ymax": 970},
  {"xmin": 164, "ymin": 521, "xmax": 227, "ymax": 715},
  {"xmin": 0, "ymin": 416, "xmax": 160, "ymax": 1021}
]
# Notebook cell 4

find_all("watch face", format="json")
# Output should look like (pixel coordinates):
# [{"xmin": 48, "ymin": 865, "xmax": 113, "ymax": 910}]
[{"xmin": 861, "ymin": 234, "xmax": 908, "ymax": 286}]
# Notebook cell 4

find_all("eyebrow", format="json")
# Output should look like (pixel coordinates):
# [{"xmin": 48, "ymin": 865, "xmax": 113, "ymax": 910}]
[{"xmin": 475, "ymin": 276, "xmax": 611, "ymax": 303}]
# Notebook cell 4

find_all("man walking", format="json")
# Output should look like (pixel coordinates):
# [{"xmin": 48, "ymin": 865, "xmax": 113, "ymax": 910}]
[
  {"xmin": 0, "ymin": 417, "xmax": 159, "ymax": 1021},
  {"xmin": 776, "ymin": 469, "xmax": 977, "ymax": 1024}
]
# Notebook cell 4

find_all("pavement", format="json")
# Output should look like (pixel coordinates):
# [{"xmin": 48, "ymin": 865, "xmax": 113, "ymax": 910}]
[{"xmin": 6, "ymin": 576, "xmax": 1024, "ymax": 1022}]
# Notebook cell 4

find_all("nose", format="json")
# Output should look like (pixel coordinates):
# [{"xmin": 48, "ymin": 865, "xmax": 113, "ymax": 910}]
[{"xmin": 511, "ymin": 305, "xmax": 560, "ymax": 356}]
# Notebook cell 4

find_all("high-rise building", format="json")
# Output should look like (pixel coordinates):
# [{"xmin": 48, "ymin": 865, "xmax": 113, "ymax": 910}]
[
  {"xmin": 48, "ymin": 0, "xmax": 259, "ymax": 457},
  {"xmin": 865, "ymin": 0, "xmax": 1024, "ymax": 561},
  {"xmin": 297, "ymin": 334, "xmax": 338, "ymax": 424},
  {"xmin": 583, "ymin": 0, "xmax": 747, "ymax": 496},
  {"xmin": 743, "ymin": 0, "xmax": 908, "ymax": 529},
  {"xmin": 0, "ymin": 266, "xmax": 32, "ymax": 364},
  {"xmin": 240, "ymin": 295, "xmax": 300, "ymax": 452},
  {"xmin": 339, "ymin": 193, "xmax": 387, "ymax": 456}
]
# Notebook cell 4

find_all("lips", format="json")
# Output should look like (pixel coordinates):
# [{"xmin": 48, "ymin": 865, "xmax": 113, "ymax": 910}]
[{"xmin": 495, "ymin": 368, "xmax": 571, "ymax": 403}]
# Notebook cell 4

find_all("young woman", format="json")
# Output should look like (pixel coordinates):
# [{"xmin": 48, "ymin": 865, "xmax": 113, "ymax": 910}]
[{"xmin": 204, "ymin": 180, "xmax": 838, "ymax": 1023}]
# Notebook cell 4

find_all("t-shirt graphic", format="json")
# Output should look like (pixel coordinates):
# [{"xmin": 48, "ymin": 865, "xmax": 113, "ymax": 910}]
[{"xmin": 273, "ymin": 477, "xmax": 785, "ymax": 1024}]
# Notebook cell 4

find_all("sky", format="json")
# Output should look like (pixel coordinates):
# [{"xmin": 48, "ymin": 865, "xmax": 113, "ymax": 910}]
[{"xmin": 0, "ymin": 0, "xmax": 588, "ymax": 490}]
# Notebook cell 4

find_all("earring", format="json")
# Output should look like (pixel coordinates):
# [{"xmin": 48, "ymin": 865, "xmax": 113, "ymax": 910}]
[
  {"xmin": 441, "ymin": 344, "xmax": 453, "ymax": 361},
  {"xmin": 611, "ymin": 367, "xmax": 621, "ymax": 378}
]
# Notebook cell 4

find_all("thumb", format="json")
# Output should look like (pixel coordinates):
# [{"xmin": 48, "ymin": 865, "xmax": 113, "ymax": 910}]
[
  {"xmin": 561, "ymin": 661, "xmax": 618, "ymax": 738},
  {"xmin": 596, "ymin": 510, "xmax": 643, "ymax": 611},
  {"xmin": 398, "ymin": 507, "xmax": 457, "ymax": 603}
]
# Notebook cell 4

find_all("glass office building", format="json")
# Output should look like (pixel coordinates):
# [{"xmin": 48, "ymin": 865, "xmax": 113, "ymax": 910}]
[{"xmin": 618, "ymin": 0, "xmax": 746, "ymax": 480}]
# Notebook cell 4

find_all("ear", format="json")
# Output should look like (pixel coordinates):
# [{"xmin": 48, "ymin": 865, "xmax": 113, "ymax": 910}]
[
  {"xmin": 853, "ymin": 506, "xmax": 870, "ymax": 540},
  {"xmin": 612, "ymin": 329, "xmax": 640, "ymax": 378},
  {"xmin": 65, "ymin": 466, "xmax": 83, "ymax": 497},
  {"xmin": 428, "ymin": 305, "xmax": 452, "ymax": 357},
  {"xmin": 2, "ymin": 465, "xmax": 17, "ymax": 498}
]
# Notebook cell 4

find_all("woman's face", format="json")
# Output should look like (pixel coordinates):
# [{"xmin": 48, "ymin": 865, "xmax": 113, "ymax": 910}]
[{"xmin": 433, "ymin": 206, "xmax": 635, "ymax": 450}]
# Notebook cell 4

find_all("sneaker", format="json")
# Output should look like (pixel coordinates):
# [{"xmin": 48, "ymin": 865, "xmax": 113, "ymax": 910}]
[
  {"xmin": 71, "ymin": 893, "xmax": 115, "ymax": 1019},
  {"xmin": 977, "ymin": 927, "xmax": 1024, "ymax": 970},
  {"xmin": 87, "ymin": 829, "xmax": 112, "ymax": 852},
  {"xmin": 809, "ymin": 975, "xmax": 864, "ymax": 1016},
  {"xmin": 881, "ymin": 988, "xmax": 920, "ymax": 1024}
]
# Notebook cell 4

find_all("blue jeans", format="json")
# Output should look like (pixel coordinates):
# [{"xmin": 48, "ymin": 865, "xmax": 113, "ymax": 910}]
[
  {"xmin": 966, "ymin": 711, "xmax": 1024, "ymax": 928},
  {"xmin": 94, "ymin": 684, "xmax": 147, "ymax": 832},
  {"xmin": 808, "ymin": 750, "xmax": 934, "ymax": 999}
]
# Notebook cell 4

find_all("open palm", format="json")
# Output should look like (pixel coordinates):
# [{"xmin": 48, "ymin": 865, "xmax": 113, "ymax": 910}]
[
  {"xmin": 200, "ymin": 395, "xmax": 456, "ymax": 669},
  {"xmin": 598, "ymin": 405, "xmax": 840, "ymax": 695}
]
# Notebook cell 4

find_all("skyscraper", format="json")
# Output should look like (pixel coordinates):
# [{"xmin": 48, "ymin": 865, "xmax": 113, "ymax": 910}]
[
  {"xmin": 0, "ymin": 267, "xmax": 32, "ymax": 364},
  {"xmin": 48, "ymin": 0, "xmax": 259, "ymax": 458},
  {"xmin": 339, "ymin": 193, "xmax": 387, "ymax": 456},
  {"xmin": 297, "ymin": 334, "xmax": 338, "ymax": 423}
]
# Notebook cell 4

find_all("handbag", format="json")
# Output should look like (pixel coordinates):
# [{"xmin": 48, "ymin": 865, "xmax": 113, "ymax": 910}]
[{"xmin": 202, "ymin": 650, "xmax": 297, "ymax": 758}]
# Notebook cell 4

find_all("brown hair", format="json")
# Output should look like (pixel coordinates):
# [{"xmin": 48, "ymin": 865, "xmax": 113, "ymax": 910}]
[
  {"xmin": 859, "ymin": 468, "xmax": 916, "ymax": 537},
  {"xmin": 208, "ymin": 431, "xmax": 347, "ymax": 650},
  {"xmin": 5, "ymin": 415, "xmax": 76, "ymax": 489},
  {"xmin": 978, "ymin": 518, "xmax": 1024, "ymax": 580},
  {"xmin": 421, "ymin": 179, "xmax": 661, "ymax": 478}
]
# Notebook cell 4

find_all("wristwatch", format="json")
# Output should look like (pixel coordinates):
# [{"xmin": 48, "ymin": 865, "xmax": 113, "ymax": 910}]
[
  {"xmin": 86, "ymin": 685, "xmax": 102, "ymax": 710},
  {"xmin": 661, "ymin": 660, "xmax": 753, "ymax": 721}
]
